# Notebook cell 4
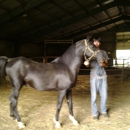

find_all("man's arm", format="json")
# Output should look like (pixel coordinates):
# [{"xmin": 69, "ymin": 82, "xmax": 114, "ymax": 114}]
[
  {"xmin": 99, "ymin": 50, "xmax": 109, "ymax": 68},
  {"xmin": 99, "ymin": 60, "xmax": 108, "ymax": 68}
]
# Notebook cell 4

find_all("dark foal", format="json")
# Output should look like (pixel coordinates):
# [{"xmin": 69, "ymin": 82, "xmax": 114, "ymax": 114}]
[{"xmin": 0, "ymin": 38, "xmax": 104, "ymax": 128}]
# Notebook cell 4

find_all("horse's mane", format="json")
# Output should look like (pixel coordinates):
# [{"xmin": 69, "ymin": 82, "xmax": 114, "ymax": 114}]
[
  {"xmin": 60, "ymin": 44, "xmax": 76, "ymax": 63},
  {"xmin": 50, "ymin": 43, "xmax": 76, "ymax": 65},
  {"xmin": 51, "ymin": 35, "xmax": 98, "ymax": 64}
]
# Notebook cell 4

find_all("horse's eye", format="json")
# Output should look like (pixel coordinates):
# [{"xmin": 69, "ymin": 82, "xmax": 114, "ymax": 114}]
[{"xmin": 92, "ymin": 45, "xmax": 95, "ymax": 48}]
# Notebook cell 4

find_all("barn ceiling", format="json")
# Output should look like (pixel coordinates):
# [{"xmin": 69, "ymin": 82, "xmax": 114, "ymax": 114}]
[{"xmin": 0, "ymin": 0, "xmax": 130, "ymax": 44}]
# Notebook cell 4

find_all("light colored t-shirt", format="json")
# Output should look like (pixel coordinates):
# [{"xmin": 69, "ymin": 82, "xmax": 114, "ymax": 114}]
[{"xmin": 90, "ymin": 50, "xmax": 109, "ymax": 79}]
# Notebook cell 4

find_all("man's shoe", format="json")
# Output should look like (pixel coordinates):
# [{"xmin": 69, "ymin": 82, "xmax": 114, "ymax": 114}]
[
  {"xmin": 102, "ymin": 113, "xmax": 109, "ymax": 118},
  {"xmin": 93, "ymin": 115, "xmax": 99, "ymax": 120}
]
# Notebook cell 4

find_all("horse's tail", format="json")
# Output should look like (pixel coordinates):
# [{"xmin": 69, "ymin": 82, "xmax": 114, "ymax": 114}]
[{"xmin": 0, "ymin": 56, "xmax": 8, "ymax": 83}]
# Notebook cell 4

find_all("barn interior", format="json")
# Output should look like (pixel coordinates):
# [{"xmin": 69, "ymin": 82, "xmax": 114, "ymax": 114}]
[
  {"xmin": 1, "ymin": 1, "xmax": 130, "ymax": 130},
  {"xmin": 1, "ymin": 0, "xmax": 130, "ymax": 78}
]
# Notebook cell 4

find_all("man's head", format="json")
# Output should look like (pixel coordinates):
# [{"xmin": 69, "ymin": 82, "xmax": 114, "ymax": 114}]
[
  {"xmin": 93, "ymin": 35, "xmax": 101, "ymax": 48},
  {"xmin": 87, "ymin": 34, "xmax": 101, "ymax": 48}
]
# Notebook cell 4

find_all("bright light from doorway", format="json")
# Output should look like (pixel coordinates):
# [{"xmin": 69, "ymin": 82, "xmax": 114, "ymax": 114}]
[
  {"xmin": 116, "ymin": 50, "xmax": 130, "ymax": 65},
  {"xmin": 116, "ymin": 50, "xmax": 130, "ymax": 59}
]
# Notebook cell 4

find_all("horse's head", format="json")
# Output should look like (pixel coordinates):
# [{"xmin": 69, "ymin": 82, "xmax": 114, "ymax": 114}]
[{"xmin": 84, "ymin": 35, "xmax": 104, "ymax": 63}]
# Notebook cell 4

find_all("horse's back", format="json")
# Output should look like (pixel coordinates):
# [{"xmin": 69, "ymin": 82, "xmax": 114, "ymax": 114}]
[
  {"xmin": 5, "ymin": 57, "xmax": 74, "ymax": 91},
  {"xmin": 6, "ymin": 57, "xmax": 33, "ymax": 73}
]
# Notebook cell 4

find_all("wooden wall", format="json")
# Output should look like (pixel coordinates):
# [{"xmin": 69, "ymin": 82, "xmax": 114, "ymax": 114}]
[
  {"xmin": 18, "ymin": 43, "xmax": 43, "ymax": 58},
  {"xmin": 0, "ymin": 40, "xmax": 43, "ymax": 58},
  {"xmin": 99, "ymin": 32, "xmax": 116, "ymax": 58},
  {"xmin": 0, "ymin": 32, "xmax": 117, "ymax": 59},
  {"xmin": 0, "ymin": 40, "xmax": 14, "ymax": 57}
]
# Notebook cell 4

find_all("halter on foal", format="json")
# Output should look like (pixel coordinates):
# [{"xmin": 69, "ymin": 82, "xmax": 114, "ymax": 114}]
[{"xmin": 0, "ymin": 38, "xmax": 103, "ymax": 129}]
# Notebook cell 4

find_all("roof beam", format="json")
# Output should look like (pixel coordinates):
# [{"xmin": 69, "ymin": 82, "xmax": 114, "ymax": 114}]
[
  {"xmin": 61, "ymin": 15, "xmax": 130, "ymax": 39},
  {"xmin": 19, "ymin": 15, "xmax": 130, "ymax": 43},
  {"xmin": 15, "ymin": 0, "xmax": 130, "ymax": 43},
  {"xmin": 51, "ymin": 1, "xmax": 74, "ymax": 17},
  {"xmin": 18, "ymin": 1, "xmax": 117, "ymax": 42},
  {"xmin": 0, "ymin": 0, "xmax": 48, "ymax": 25}
]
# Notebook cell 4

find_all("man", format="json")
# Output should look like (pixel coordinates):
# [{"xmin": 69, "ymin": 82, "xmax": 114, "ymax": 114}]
[{"xmin": 85, "ymin": 35, "xmax": 109, "ymax": 120}]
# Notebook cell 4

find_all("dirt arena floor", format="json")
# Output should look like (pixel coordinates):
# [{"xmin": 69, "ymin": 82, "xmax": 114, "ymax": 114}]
[{"xmin": 0, "ymin": 75, "xmax": 130, "ymax": 130}]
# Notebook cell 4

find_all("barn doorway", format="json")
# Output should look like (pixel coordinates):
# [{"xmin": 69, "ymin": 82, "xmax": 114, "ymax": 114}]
[{"xmin": 115, "ymin": 32, "xmax": 130, "ymax": 66}]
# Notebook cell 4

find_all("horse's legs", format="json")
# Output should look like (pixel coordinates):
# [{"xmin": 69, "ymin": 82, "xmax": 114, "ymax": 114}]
[
  {"xmin": 9, "ymin": 81, "xmax": 25, "ymax": 129},
  {"xmin": 54, "ymin": 90, "xmax": 66, "ymax": 128},
  {"xmin": 10, "ymin": 87, "xmax": 20, "ymax": 120},
  {"xmin": 66, "ymin": 89, "xmax": 79, "ymax": 126}
]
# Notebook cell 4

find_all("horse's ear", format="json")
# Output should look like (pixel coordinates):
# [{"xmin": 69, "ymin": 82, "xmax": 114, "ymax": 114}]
[
  {"xmin": 86, "ymin": 34, "xmax": 93, "ymax": 44},
  {"xmin": 86, "ymin": 34, "xmax": 93, "ymax": 40}
]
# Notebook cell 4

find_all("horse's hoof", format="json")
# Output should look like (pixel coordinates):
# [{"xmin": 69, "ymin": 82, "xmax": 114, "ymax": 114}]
[
  {"xmin": 14, "ymin": 119, "xmax": 25, "ymax": 129},
  {"xmin": 73, "ymin": 120, "xmax": 79, "ymax": 126},
  {"xmin": 53, "ymin": 117, "xmax": 61, "ymax": 128},
  {"xmin": 18, "ymin": 122, "xmax": 25, "ymax": 129},
  {"xmin": 55, "ymin": 122, "xmax": 61, "ymax": 128},
  {"xmin": 69, "ymin": 115, "xmax": 79, "ymax": 126}
]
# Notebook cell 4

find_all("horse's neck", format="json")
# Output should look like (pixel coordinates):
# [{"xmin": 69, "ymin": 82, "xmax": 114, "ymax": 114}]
[
  {"xmin": 69, "ymin": 56, "xmax": 83, "ymax": 75},
  {"xmin": 60, "ymin": 43, "xmax": 84, "ymax": 75}
]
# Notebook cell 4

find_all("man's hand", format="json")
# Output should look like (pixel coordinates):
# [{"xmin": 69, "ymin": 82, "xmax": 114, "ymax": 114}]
[{"xmin": 99, "ymin": 60, "xmax": 108, "ymax": 68}]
